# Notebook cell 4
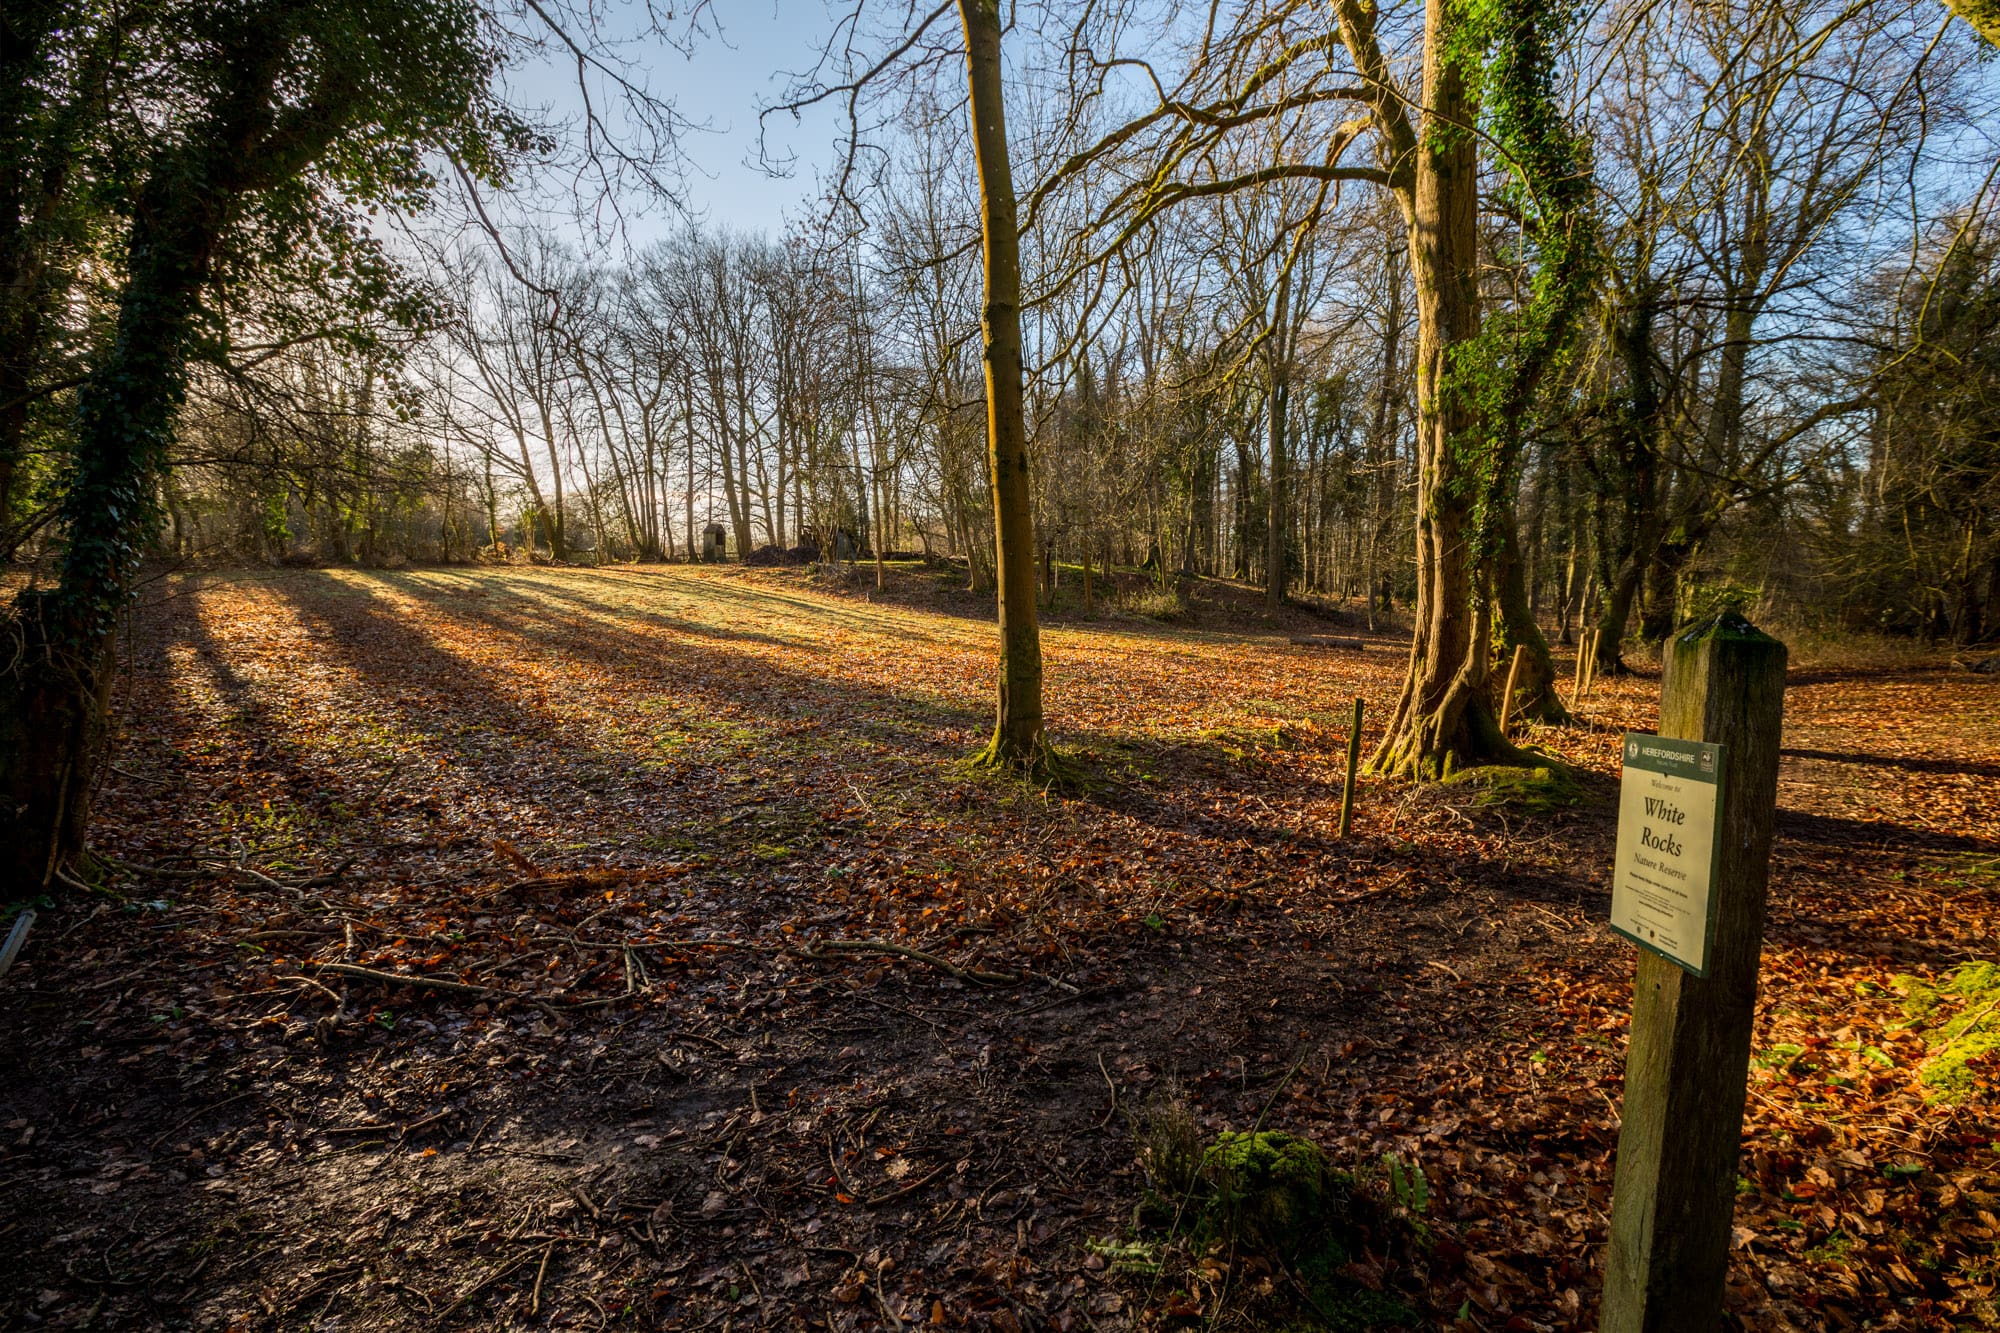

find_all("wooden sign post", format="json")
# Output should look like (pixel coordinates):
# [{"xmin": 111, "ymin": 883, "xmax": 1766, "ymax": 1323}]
[
  {"xmin": 1338, "ymin": 696, "xmax": 1364, "ymax": 838},
  {"xmin": 1574, "ymin": 627, "xmax": 1598, "ymax": 703},
  {"xmin": 1602, "ymin": 614, "xmax": 1786, "ymax": 1332}
]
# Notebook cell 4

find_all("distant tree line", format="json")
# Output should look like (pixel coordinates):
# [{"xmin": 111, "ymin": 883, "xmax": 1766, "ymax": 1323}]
[{"xmin": 2, "ymin": 0, "xmax": 1996, "ymax": 878}]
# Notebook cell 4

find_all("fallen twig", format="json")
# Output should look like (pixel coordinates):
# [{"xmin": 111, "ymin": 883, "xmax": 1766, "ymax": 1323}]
[
  {"xmin": 92, "ymin": 846, "xmax": 356, "ymax": 892},
  {"xmin": 793, "ymin": 938, "xmax": 1019, "ymax": 986},
  {"xmin": 861, "ymin": 1160, "xmax": 952, "ymax": 1207},
  {"xmin": 826, "ymin": 1133, "xmax": 856, "ymax": 1197},
  {"xmin": 570, "ymin": 933, "xmax": 1023, "ymax": 986},
  {"xmin": 310, "ymin": 962, "xmax": 522, "ymax": 999},
  {"xmin": 530, "ymin": 1241, "xmax": 556, "ymax": 1316},
  {"xmin": 0, "ymin": 909, "xmax": 35, "ymax": 982},
  {"xmin": 438, "ymin": 1244, "xmax": 548, "ymax": 1320}
]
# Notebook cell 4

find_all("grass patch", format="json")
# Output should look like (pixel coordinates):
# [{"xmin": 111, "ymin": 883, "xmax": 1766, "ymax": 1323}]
[
  {"xmin": 1130, "ymin": 587, "xmax": 1187, "ymax": 622},
  {"xmin": 1933, "ymin": 853, "xmax": 2000, "ymax": 891}
]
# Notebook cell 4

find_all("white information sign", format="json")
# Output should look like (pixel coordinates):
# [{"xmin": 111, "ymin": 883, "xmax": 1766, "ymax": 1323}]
[{"xmin": 1611, "ymin": 732, "xmax": 1726, "ymax": 976}]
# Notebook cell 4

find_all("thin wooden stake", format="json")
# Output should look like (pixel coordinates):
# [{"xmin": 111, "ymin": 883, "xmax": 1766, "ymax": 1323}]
[
  {"xmin": 1338, "ymin": 696, "xmax": 1364, "ymax": 837},
  {"xmin": 1500, "ymin": 643, "xmax": 1529, "ymax": 738},
  {"xmin": 1602, "ymin": 614, "xmax": 1786, "ymax": 1332}
]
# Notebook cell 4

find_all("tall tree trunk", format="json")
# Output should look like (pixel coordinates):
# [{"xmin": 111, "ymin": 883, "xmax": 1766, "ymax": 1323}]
[
  {"xmin": 728, "ymin": 353, "xmax": 757, "ymax": 552},
  {"xmin": 1, "ymin": 146, "xmax": 235, "ymax": 885},
  {"xmin": 531, "ymin": 397, "xmax": 569, "ymax": 560},
  {"xmin": 1588, "ymin": 286, "xmax": 1665, "ymax": 663},
  {"xmin": 1640, "ymin": 539, "xmax": 1695, "ymax": 641},
  {"xmin": 1354, "ymin": 0, "xmax": 1512, "ymax": 778},
  {"xmin": 1265, "ymin": 267, "xmax": 1291, "ymax": 611},
  {"xmin": 1495, "ymin": 500, "xmax": 1570, "ymax": 725},
  {"xmin": 958, "ymin": 0, "xmax": 1048, "ymax": 771},
  {"xmin": 1232, "ymin": 432, "xmax": 1255, "ymax": 581},
  {"xmin": 509, "ymin": 426, "xmax": 560, "ymax": 558},
  {"xmin": 483, "ymin": 453, "xmax": 499, "ymax": 549},
  {"xmin": 1366, "ymin": 240, "xmax": 1404, "ymax": 633},
  {"xmin": 683, "ymin": 379, "xmax": 696, "ymax": 562}
]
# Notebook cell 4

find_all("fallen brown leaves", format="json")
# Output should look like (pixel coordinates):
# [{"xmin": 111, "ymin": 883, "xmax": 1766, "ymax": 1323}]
[{"xmin": 0, "ymin": 564, "xmax": 1992, "ymax": 1331}]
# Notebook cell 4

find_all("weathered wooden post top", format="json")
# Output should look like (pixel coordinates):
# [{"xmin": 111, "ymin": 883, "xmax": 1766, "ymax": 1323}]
[
  {"xmin": 1602, "ymin": 612, "xmax": 1787, "ymax": 1332},
  {"xmin": 702, "ymin": 522, "xmax": 727, "ymax": 563}
]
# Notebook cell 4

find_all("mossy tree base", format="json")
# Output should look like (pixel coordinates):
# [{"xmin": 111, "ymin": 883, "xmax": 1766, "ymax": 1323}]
[
  {"xmin": 1444, "ymin": 762, "xmax": 1581, "ymax": 815},
  {"xmin": 1369, "ymin": 674, "xmax": 1540, "ymax": 781},
  {"xmin": 1502, "ymin": 641, "xmax": 1575, "ymax": 729},
  {"xmin": 1201, "ymin": 1131, "xmax": 1345, "ymax": 1257},
  {"xmin": 964, "ymin": 731, "xmax": 1080, "ymax": 790}
]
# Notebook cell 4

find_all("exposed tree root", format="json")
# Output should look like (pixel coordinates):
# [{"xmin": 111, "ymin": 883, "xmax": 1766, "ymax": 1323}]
[{"xmin": 964, "ymin": 733, "xmax": 1084, "ymax": 792}]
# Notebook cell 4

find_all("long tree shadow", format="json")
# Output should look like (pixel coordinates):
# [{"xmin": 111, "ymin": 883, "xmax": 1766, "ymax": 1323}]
[
  {"xmin": 409, "ymin": 568, "xmax": 1406, "ymax": 763},
  {"xmin": 569, "ymin": 565, "xmax": 988, "ymax": 648},
  {"xmin": 324, "ymin": 570, "xmax": 989, "ymax": 752},
  {"xmin": 634, "ymin": 561, "xmax": 1421, "ymax": 656},
  {"xmin": 244, "ymin": 578, "xmax": 722, "ymax": 854},
  {"xmin": 1784, "ymin": 664, "xmax": 1976, "ymax": 687},
  {"xmin": 23, "ymin": 569, "xmax": 1992, "ymax": 1330},
  {"xmin": 155, "ymin": 600, "xmax": 379, "ymax": 852},
  {"xmin": 1781, "ymin": 746, "xmax": 2000, "ymax": 779},
  {"xmin": 1775, "ymin": 805, "xmax": 2000, "ymax": 856}
]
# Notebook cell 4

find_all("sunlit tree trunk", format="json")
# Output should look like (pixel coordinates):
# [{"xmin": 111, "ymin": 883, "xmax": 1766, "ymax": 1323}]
[
  {"xmin": 1265, "ymin": 264, "xmax": 1291, "ymax": 611},
  {"xmin": 958, "ymin": 0, "xmax": 1047, "ymax": 770},
  {"xmin": 1347, "ymin": 0, "xmax": 1512, "ymax": 778},
  {"xmin": 1495, "ymin": 506, "xmax": 1569, "ymax": 725},
  {"xmin": 1366, "ymin": 238, "xmax": 1404, "ymax": 632}
]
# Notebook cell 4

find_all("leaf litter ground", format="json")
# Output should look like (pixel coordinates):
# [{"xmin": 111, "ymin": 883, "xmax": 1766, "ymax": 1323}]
[{"xmin": 1, "ymin": 564, "xmax": 1995, "ymax": 1331}]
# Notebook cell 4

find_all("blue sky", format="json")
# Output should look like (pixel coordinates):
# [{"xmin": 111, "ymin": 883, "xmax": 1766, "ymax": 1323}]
[
  {"xmin": 506, "ymin": 2, "xmax": 853, "ymax": 243},
  {"xmin": 665, "ymin": 3, "xmax": 844, "ymax": 230}
]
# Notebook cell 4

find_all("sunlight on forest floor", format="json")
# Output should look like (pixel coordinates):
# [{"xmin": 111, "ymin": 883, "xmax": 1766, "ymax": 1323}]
[{"xmin": 2, "ymin": 565, "xmax": 1993, "ymax": 1331}]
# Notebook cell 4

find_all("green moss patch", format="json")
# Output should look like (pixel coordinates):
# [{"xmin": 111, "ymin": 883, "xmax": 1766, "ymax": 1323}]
[
  {"xmin": 1128, "ymin": 1122, "xmax": 1419, "ymax": 1329},
  {"xmin": 1444, "ymin": 762, "xmax": 1582, "ymax": 815},
  {"xmin": 1892, "ymin": 962, "xmax": 2000, "ymax": 1100},
  {"xmin": 1201, "ymin": 1130, "xmax": 1345, "ymax": 1256}
]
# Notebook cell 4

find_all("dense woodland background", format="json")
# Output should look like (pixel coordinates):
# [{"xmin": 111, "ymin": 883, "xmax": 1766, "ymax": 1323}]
[{"xmin": 4, "ymin": 0, "xmax": 1996, "ymax": 652}]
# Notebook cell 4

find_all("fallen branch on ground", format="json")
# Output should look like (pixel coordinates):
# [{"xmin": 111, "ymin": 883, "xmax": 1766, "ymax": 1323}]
[
  {"xmin": 791, "ymin": 938, "xmax": 1019, "ymax": 985},
  {"xmin": 566, "ymin": 933, "xmax": 1024, "ymax": 986},
  {"xmin": 92, "ymin": 846, "xmax": 355, "ymax": 891},
  {"xmin": 310, "ymin": 962, "xmax": 524, "ymax": 999}
]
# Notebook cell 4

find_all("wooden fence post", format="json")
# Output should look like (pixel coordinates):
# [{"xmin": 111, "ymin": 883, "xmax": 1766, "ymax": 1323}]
[
  {"xmin": 1500, "ymin": 643, "xmax": 1529, "ymax": 738},
  {"xmin": 1602, "ymin": 614, "xmax": 1787, "ymax": 1332},
  {"xmin": 1338, "ymin": 696, "xmax": 1364, "ymax": 837}
]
